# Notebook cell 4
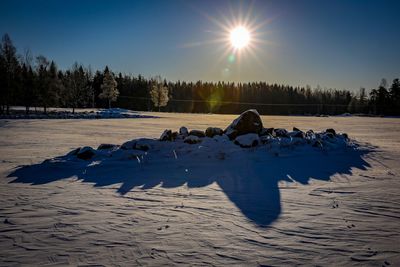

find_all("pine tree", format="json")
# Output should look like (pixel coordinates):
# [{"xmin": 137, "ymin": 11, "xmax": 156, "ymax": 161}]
[
  {"xmin": 389, "ymin": 78, "xmax": 400, "ymax": 115},
  {"xmin": 0, "ymin": 34, "xmax": 19, "ymax": 114},
  {"xmin": 35, "ymin": 55, "xmax": 51, "ymax": 113},
  {"xmin": 150, "ymin": 77, "xmax": 169, "ymax": 111},
  {"xmin": 63, "ymin": 63, "xmax": 89, "ymax": 113},
  {"xmin": 48, "ymin": 61, "xmax": 63, "ymax": 109},
  {"xmin": 20, "ymin": 64, "xmax": 36, "ymax": 114},
  {"xmin": 99, "ymin": 67, "xmax": 118, "ymax": 109}
]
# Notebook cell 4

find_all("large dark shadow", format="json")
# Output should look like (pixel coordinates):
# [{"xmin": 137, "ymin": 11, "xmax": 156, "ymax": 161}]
[{"xmin": 7, "ymin": 144, "xmax": 373, "ymax": 227}]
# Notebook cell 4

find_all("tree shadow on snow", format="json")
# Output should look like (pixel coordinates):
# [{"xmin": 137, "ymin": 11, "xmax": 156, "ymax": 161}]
[{"xmin": 7, "ymin": 144, "xmax": 373, "ymax": 227}]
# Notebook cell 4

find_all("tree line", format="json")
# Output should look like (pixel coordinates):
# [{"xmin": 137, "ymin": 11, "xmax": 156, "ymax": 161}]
[{"xmin": 1, "ymin": 33, "xmax": 399, "ymax": 116}]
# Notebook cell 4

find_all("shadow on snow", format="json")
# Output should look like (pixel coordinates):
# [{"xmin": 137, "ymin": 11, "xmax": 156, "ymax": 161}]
[{"xmin": 7, "ymin": 144, "xmax": 373, "ymax": 227}]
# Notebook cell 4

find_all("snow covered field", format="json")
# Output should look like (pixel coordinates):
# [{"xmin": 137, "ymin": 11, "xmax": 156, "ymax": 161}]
[{"xmin": 0, "ymin": 112, "xmax": 399, "ymax": 266}]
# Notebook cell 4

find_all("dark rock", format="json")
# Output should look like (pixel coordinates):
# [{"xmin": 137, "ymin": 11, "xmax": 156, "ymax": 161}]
[
  {"xmin": 260, "ymin": 128, "xmax": 274, "ymax": 136},
  {"xmin": 184, "ymin": 135, "xmax": 201, "ymax": 144},
  {"xmin": 77, "ymin": 146, "xmax": 96, "ymax": 160},
  {"xmin": 97, "ymin": 144, "xmax": 117, "ymax": 150},
  {"xmin": 179, "ymin": 126, "xmax": 189, "ymax": 136},
  {"xmin": 274, "ymin": 128, "xmax": 289, "ymax": 138},
  {"xmin": 205, "ymin": 127, "xmax": 223, "ymax": 138},
  {"xmin": 326, "ymin": 128, "xmax": 336, "ymax": 136},
  {"xmin": 342, "ymin": 133, "xmax": 349, "ymax": 139},
  {"xmin": 189, "ymin": 129, "xmax": 206, "ymax": 138},
  {"xmin": 160, "ymin": 129, "xmax": 173, "ymax": 141},
  {"xmin": 293, "ymin": 127, "xmax": 301, "ymax": 132},
  {"xmin": 171, "ymin": 131, "xmax": 178, "ymax": 140},
  {"xmin": 224, "ymin": 109, "xmax": 263, "ymax": 138}
]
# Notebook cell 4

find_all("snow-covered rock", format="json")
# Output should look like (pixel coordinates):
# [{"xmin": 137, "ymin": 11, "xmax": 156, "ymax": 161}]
[
  {"xmin": 224, "ymin": 109, "xmax": 263, "ymax": 139},
  {"xmin": 97, "ymin": 144, "xmax": 118, "ymax": 150},
  {"xmin": 77, "ymin": 146, "xmax": 96, "ymax": 160},
  {"xmin": 234, "ymin": 133, "xmax": 260, "ymax": 148},
  {"xmin": 189, "ymin": 130, "xmax": 206, "ymax": 138},
  {"xmin": 274, "ymin": 128, "xmax": 289, "ymax": 138},
  {"xmin": 67, "ymin": 147, "xmax": 81, "ymax": 156},
  {"xmin": 121, "ymin": 138, "xmax": 156, "ymax": 151},
  {"xmin": 184, "ymin": 135, "xmax": 201, "ymax": 144},
  {"xmin": 288, "ymin": 130, "xmax": 305, "ymax": 138},
  {"xmin": 179, "ymin": 126, "xmax": 189, "ymax": 137},
  {"xmin": 325, "ymin": 128, "xmax": 337, "ymax": 136},
  {"xmin": 205, "ymin": 127, "xmax": 223, "ymax": 138}
]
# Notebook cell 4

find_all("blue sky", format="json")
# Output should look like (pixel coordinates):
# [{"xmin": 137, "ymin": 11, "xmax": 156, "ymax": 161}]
[{"xmin": 1, "ymin": 0, "xmax": 399, "ymax": 91}]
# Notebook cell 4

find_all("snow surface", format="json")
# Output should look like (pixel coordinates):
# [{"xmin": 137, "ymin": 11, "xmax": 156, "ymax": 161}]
[{"xmin": 0, "ymin": 113, "xmax": 400, "ymax": 266}]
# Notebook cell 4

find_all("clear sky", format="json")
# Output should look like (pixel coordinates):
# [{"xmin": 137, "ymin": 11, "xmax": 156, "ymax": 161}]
[{"xmin": 1, "ymin": 0, "xmax": 399, "ymax": 91}]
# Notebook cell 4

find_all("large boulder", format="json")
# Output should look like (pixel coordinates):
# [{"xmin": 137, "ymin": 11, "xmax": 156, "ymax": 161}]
[
  {"xmin": 224, "ymin": 109, "xmax": 263, "ymax": 139},
  {"xmin": 205, "ymin": 127, "xmax": 223, "ymax": 138}
]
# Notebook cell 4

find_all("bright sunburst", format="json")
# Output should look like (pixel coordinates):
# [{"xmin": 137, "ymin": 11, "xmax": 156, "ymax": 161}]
[
  {"xmin": 181, "ymin": 2, "xmax": 275, "ymax": 79},
  {"xmin": 230, "ymin": 26, "xmax": 250, "ymax": 49}
]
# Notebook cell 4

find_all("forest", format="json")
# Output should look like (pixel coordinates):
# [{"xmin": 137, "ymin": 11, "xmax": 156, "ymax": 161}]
[{"xmin": 1, "ymin": 33, "xmax": 399, "ymax": 116}]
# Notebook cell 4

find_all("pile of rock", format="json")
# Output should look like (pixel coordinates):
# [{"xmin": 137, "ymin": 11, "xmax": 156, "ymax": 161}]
[
  {"xmin": 70, "ymin": 109, "xmax": 349, "ymax": 161},
  {"xmin": 159, "ymin": 109, "xmax": 348, "ymax": 148}
]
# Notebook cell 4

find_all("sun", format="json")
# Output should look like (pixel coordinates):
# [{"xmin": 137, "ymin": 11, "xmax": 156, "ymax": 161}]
[{"xmin": 230, "ymin": 26, "xmax": 250, "ymax": 49}]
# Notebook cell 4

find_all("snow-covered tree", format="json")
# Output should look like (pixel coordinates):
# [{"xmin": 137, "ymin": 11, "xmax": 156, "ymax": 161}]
[
  {"xmin": 99, "ymin": 67, "xmax": 118, "ymax": 108},
  {"xmin": 150, "ymin": 78, "xmax": 169, "ymax": 111}
]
